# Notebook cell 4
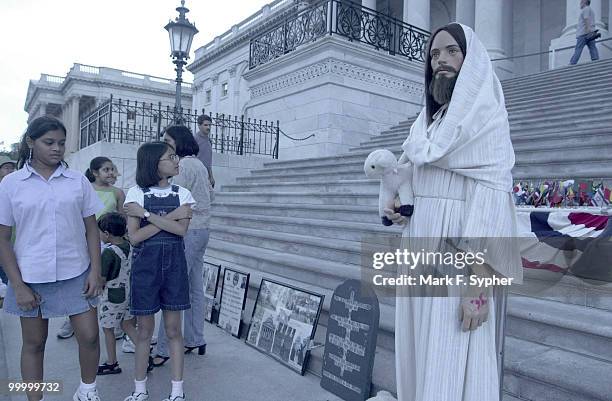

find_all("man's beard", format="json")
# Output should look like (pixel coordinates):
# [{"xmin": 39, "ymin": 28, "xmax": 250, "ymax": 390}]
[{"xmin": 428, "ymin": 72, "xmax": 458, "ymax": 105}]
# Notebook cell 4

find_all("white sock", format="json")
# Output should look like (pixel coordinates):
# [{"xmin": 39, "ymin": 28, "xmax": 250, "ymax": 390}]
[
  {"xmin": 134, "ymin": 377, "xmax": 147, "ymax": 394},
  {"xmin": 79, "ymin": 380, "xmax": 96, "ymax": 394},
  {"xmin": 171, "ymin": 380, "xmax": 184, "ymax": 398}
]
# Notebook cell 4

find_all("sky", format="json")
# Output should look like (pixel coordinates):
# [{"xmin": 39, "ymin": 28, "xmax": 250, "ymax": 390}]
[{"xmin": 0, "ymin": 0, "xmax": 272, "ymax": 151}]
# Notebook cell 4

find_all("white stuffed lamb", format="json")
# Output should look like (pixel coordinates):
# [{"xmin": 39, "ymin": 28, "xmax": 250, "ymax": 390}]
[{"xmin": 364, "ymin": 149, "xmax": 414, "ymax": 226}]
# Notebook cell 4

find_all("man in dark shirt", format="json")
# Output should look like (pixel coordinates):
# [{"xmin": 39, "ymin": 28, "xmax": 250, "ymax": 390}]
[{"xmin": 194, "ymin": 114, "xmax": 215, "ymax": 188}]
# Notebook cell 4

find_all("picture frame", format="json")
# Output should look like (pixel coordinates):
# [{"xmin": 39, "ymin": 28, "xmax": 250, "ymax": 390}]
[
  {"xmin": 217, "ymin": 267, "xmax": 250, "ymax": 337},
  {"xmin": 245, "ymin": 278, "xmax": 325, "ymax": 375},
  {"xmin": 203, "ymin": 261, "xmax": 222, "ymax": 323}
]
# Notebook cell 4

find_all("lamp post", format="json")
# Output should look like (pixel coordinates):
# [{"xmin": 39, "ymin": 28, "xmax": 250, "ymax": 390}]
[{"xmin": 165, "ymin": 0, "xmax": 198, "ymax": 124}]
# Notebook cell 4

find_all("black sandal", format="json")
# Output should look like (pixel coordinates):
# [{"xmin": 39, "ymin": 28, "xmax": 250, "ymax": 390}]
[
  {"xmin": 151, "ymin": 354, "xmax": 170, "ymax": 367},
  {"xmin": 184, "ymin": 344, "xmax": 206, "ymax": 355},
  {"xmin": 97, "ymin": 361, "xmax": 122, "ymax": 375}
]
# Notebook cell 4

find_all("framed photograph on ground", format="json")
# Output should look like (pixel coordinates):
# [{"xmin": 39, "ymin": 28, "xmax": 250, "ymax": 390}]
[
  {"xmin": 245, "ymin": 279, "xmax": 324, "ymax": 375},
  {"xmin": 203, "ymin": 261, "xmax": 222, "ymax": 323},
  {"xmin": 217, "ymin": 268, "xmax": 250, "ymax": 337}
]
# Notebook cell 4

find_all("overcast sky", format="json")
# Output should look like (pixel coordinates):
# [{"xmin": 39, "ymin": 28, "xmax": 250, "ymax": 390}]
[{"xmin": 0, "ymin": 0, "xmax": 271, "ymax": 150}]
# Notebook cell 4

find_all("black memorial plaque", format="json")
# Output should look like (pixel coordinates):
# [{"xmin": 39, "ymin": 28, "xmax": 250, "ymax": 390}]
[{"xmin": 321, "ymin": 279, "xmax": 380, "ymax": 401}]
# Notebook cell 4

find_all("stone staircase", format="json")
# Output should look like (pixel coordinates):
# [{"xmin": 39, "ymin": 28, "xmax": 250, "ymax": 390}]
[{"xmin": 207, "ymin": 58, "xmax": 612, "ymax": 401}]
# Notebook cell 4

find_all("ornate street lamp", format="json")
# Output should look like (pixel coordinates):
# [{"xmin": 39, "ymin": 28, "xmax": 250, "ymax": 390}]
[{"xmin": 165, "ymin": 0, "xmax": 198, "ymax": 123}]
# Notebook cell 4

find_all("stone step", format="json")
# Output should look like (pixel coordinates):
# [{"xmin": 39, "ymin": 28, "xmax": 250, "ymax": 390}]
[
  {"xmin": 252, "ymin": 145, "xmax": 611, "ymax": 178},
  {"xmin": 512, "ymin": 160, "xmax": 612, "ymax": 179},
  {"xmin": 250, "ymin": 162, "xmax": 360, "ymax": 176},
  {"xmin": 206, "ymin": 239, "xmax": 360, "ymax": 292},
  {"xmin": 506, "ymin": 88, "xmax": 612, "ymax": 112},
  {"xmin": 358, "ymin": 130, "xmax": 612, "ymax": 154},
  {"xmin": 210, "ymin": 211, "xmax": 399, "ymax": 241},
  {"xmin": 263, "ymin": 153, "xmax": 374, "ymax": 169},
  {"xmin": 214, "ymin": 191, "xmax": 379, "ymax": 206},
  {"xmin": 510, "ymin": 127, "xmax": 612, "ymax": 142},
  {"xmin": 502, "ymin": 67, "xmax": 612, "ymax": 93},
  {"xmin": 511, "ymin": 268, "xmax": 612, "ymax": 313},
  {"xmin": 508, "ymin": 109, "xmax": 612, "ymax": 127},
  {"xmin": 222, "ymin": 179, "xmax": 379, "ymax": 194},
  {"xmin": 502, "ymin": 75, "xmax": 612, "ymax": 100},
  {"xmin": 211, "ymin": 201, "xmax": 380, "ymax": 224},
  {"xmin": 372, "ymin": 122, "xmax": 612, "ymax": 146},
  {"xmin": 507, "ymin": 296, "xmax": 612, "ymax": 362},
  {"xmin": 209, "ymin": 224, "xmax": 364, "ymax": 265},
  {"xmin": 237, "ymin": 170, "xmax": 365, "ymax": 183},
  {"xmin": 515, "ymin": 145, "xmax": 612, "ymax": 165},
  {"xmin": 503, "ymin": 336, "xmax": 612, "ymax": 401},
  {"xmin": 513, "ymin": 133, "xmax": 612, "ymax": 152},
  {"xmin": 501, "ymin": 58, "xmax": 612, "ymax": 87}
]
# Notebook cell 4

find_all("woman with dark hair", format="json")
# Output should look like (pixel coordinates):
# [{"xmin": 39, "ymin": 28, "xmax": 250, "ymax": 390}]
[
  {"xmin": 0, "ymin": 115, "xmax": 105, "ymax": 401},
  {"xmin": 145, "ymin": 125, "xmax": 211, "ymax": 365}
]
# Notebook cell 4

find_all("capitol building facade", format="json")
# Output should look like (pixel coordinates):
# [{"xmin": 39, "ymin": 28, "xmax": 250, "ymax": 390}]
[{"xmin": 187, "ymin": 0, "xmax": 611, "ymax": 159}]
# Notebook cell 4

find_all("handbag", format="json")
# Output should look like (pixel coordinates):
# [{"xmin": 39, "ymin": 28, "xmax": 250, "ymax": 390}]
[{"xmin": 585, "ymin": 29, "xmax": 601, "ymax": 42}]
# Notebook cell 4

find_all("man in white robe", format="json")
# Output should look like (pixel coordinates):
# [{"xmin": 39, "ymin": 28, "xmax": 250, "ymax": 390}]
[{"xmin": 385, "ymin": 23, "xmax": 523, "ymax": 401}]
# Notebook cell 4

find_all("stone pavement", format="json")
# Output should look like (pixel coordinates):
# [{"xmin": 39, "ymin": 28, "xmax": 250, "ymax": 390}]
[{"xmin": 0, "ymin": 313, "xmax": 342, "ymax": 401}]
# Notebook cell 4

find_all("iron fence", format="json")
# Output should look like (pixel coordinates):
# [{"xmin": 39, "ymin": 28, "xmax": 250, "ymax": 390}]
[
  {"xmin": 79, "ymin": 95, "xmax": 280, "ymax": 158},
  {"xmin": 249, "ymin": 0, "xmax": 430, "ymax": 69}
]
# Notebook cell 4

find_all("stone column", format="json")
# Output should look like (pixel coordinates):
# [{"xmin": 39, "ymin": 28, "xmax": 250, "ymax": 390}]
[
  {"xmin": 609, "ymin": 0, "xmax": 612, "ymax": 33},
  {"xmin": 362, "ymin": 0, "xmax": 376, "ymax": 11},
  {"xmin": 455, "ymin": 0, "xmax": 475, "ymax": 29},
  {"xmin": 475, "ymin": 0, "xmax": 513, "ymax": 78},
  {"xmin": 403, "ymin": 0, "xmax": 430, "ymax": 31},
  {"xmin": 65, "ymin": 96, "xmax": 81, "ymax": 153},
  {"xmin": 475, "ymin": 0, "xmax": 505, "ymax": 59}
]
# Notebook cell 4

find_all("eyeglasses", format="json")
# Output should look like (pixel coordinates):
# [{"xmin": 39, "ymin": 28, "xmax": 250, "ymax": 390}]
[{"xmin": 159, "ymin": 154, "xmax": 179, "ymax": 163}]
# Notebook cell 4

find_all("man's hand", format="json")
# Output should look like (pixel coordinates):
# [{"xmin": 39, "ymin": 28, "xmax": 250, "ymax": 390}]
[
  {"xmin": 210, "ymin": 176, "xmax": 215, "ymax": 188},
  {"xmin": 383, "ymin": 208, "xmax": 407, "ymax": 226},
  {"xmin": 459, "ymin": 290, "xmax": 489, "ymax": 332}
]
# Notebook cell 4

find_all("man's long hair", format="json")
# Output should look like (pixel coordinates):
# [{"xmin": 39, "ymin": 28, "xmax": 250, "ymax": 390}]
[{"xmin": 424, "ymin": 23, "xmax": 467, "ymax": 126}]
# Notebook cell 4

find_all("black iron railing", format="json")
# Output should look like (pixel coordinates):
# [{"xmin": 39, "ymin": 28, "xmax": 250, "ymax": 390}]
[
  {"xmin": 249, "ymin": 0, "xmax": 430, "ymax": 69},
  {"xmin": 79, "ymin": 95, "xmax": 280, "ymax": 158}
]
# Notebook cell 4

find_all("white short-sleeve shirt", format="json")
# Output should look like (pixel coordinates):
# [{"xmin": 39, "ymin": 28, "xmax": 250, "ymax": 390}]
[
  {"xmin": 0, "ymin": 163, "xmax": 103, "ymax": 283},
  {"xmin": 124, "ymin": 185, "xmax": 196, "ymax": 209}
]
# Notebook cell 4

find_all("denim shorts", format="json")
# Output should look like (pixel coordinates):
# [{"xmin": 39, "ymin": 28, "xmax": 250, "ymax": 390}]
[
  {"xmin": 130, "ymin": 239, "xmax": 190, "ymax": 316},
  {"xmin": 4, "ymin": 268, "xmax": 99, "ymax": 319}
]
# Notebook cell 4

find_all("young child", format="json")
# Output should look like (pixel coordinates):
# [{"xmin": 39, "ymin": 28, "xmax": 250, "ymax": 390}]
[
  {"xmin": 123, "ymin": 141, "xmax": 194, "ymax": 401},
  {"xmin": 96, "ymin": 212, "xmax": 138, "ymax": 376},
  {"xmin": 0, "ymin": 116, "xmax": 105, "ymax": 401},
  {"xmin": 57, "ymin": 156, "xmax": 126, "ymax": 340},
  {"xmin": 85, "ymin": 157, "xmax": 126, "ymax": 219}
]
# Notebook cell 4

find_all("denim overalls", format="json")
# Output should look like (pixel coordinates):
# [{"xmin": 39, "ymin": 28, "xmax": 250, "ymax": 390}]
[{"xmin": 130, "ymin": 185, "xmax": 190, "ymax": 315}]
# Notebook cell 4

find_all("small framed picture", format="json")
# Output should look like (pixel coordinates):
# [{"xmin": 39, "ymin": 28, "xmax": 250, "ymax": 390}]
[
  {"xmin": 203, "ymin": 261, "xmax": 221, "ymax": 323},
  {"xmin": 245, "ymin": 278, "xmax": 324, "ymax": 375},
  {"xmin": 217, "ymin": 268, "xmax": 250, "ymax": 337}
]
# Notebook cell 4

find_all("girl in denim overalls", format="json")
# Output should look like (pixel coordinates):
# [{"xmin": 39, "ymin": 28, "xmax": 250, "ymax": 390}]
[{"xmin": 123, "ymin": 142, "xmax": 195, "ymax": 401}]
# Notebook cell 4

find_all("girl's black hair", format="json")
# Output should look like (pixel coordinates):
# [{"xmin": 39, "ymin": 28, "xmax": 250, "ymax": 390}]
[
  {"xmin": 163, "ymin": 125, "xmax": 200, "ymax": 157},
  {"xmin": 85, "ymin": 156, "xmax": 112, "ymax": 183},
  {"xmin": 17, "ymin": 116, "xmax": 68, "ymax": 169},
  {"xmin": 97, "ymin": 212, "xmax": 127, "ymax": 237},
  {"xmin": 135, "ymin": 141, "xmax": 172, "ymax": 188}
]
